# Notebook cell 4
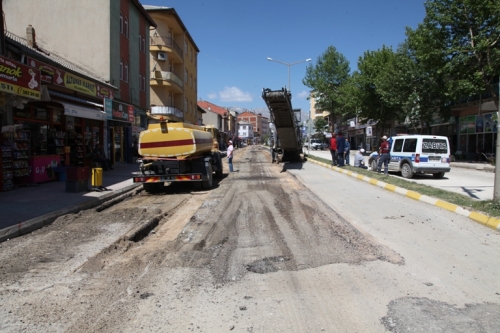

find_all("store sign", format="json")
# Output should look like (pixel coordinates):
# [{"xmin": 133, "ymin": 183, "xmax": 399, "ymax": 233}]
[
  {"xmin": 27, "ymin": 57, "xmax": 114, "ymax": 99},
  {"xmin": 0, "ymin": 55, "xmax": 41, "ymax": 99},
  {"xmin": 103, "ymin": 98, "xmax": 134, "ymax": 122}
]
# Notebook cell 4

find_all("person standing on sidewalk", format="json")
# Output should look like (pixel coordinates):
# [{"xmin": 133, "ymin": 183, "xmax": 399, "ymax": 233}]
[
  {"xmin": 337, "ymin": 132, "xmax": 346, "ymax": 167},
  {"xmin": 344, "ymin": 138, "xmax": 351, "ymax": 165},
  {"xmin": 377, "ymin": 135, "xmax": 390, "ymax": 174},
  {"xmin": 329, "ymin": 132, "xmax": 337, "ymax": 166},
  {"xmin": 227, "ymin": 140, "xmax": 235, "ymax": 172}
]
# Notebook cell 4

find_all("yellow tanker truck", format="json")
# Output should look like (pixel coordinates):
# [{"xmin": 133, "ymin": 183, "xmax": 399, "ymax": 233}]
[{"xmin": 132, "ymin": 112, "xmax": 224, "ymax": 193}]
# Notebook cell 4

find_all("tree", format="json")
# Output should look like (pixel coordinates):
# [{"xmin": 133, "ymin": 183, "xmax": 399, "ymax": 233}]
[
  {"xmin": 313, "ymin": 117, "xmax": 328, "ymax": 138},
  {"xmin": 302, "ymin": 46, "xmax": 351, "ymax": 118},
  {"xmin": 376, "ymin": 41, "xmax": 453, "ymax": 133},
  {"xmin": 353, "ymin": 46, "xmax": 400, "ymax": 135},
  {"xmin": 407, "ymin": 0, "xmax": 500, "ymax": 199},
  {"xmin": 406, "ymin": 0, "xmax": 500, "ymax": 108}
]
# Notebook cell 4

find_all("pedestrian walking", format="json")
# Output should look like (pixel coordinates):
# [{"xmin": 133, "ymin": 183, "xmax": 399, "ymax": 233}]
[
  {"xmin": 227, "ymin": 140, "xmax": 235, "ymax": 172},
  {"xmin": 344, "ymin": 139, "xmax": 350, "ymax": 165},
  {"xmin": 337, "ymin": 132, "xmax": 346, "ymax": 167},
  {"xmin": 377, "ymin": 135, "xmax": 390, "ymax": 175},
  {"xmin": 329, "ymin": 132, "xmax": 337, "ymax": 166},
  {"xmin": 354, "ymin": 149, "xmax": 368, "ymax": 169}
]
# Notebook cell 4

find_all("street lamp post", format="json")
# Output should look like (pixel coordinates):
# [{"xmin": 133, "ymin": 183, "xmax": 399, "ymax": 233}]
[{"xmin": 267, "ymin": 57, "xmax": 311, "ymax": 91}]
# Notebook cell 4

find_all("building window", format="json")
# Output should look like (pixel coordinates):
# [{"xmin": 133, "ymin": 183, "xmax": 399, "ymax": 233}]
[
  {"xmin": 141, "ymin": 73, "xmax": 146, "ymax": 91},
  {"xmin": 120, "ymin": 12, "xmax": 123, "ymax": 34},
  {"xmin": 142, "ymin": 36, "xmax": 146, "ymax": 53},
  {"xmin": 139, "ymin": 34, "xmax": 142, "ymax": 51},
  {"xmin": 124, "ymin": 61, "xmax": 129, "ymax": 82},
  {"xmin": 184, "ymin": 69, "xmax": 188, "ymax": 83},
  {"xmin": 124, "ymin": 17, "xmax": 129, "ymax": 38},
  {"xmin": 120, "ymin": 59, "xmax": 123, "ymax": 80},
  {"xmin": 184, "ymin": 98, "xmax": 188, "ymax": 114}
]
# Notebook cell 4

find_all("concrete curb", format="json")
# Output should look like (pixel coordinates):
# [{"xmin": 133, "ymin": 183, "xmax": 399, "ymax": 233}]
[
  {"xmin": 308, "ymin": 159, "xmax": 500, "ymax": 231},
  {"xmin": 0, "ymin": 183, "xmax": 142, "ymax": 243}
]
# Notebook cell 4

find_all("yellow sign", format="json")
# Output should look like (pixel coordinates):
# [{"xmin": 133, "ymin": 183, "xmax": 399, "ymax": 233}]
[
  {"xmin": 64, "ymin": 72, "xmax": 96, "ymax": 96},
  {"xmin": 0, "ymin": 82, "xmax": 41, "ymax": 99}
]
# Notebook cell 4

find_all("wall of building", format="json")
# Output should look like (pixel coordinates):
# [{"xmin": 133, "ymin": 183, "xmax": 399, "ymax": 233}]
[{"xmin": 4, "ymin": 0, "xmax": 112, "ymax": 81}]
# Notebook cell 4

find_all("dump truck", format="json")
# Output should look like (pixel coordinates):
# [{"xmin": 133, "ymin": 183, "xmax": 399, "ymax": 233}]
[{"xmin": 132, "ymin": 111, "xmax": 224, "ymax": 193}]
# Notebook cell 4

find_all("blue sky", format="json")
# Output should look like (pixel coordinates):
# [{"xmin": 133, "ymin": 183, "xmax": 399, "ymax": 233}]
[{"xmin": 141, "ymin": 0, "xmax": 427, "ymax": 118}]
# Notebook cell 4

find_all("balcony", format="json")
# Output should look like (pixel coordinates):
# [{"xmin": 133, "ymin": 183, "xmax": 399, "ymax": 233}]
[
  {"xmin": 150, "ymin": 71, "xmax": 184, "ymax": 94},
  {"xmin": 150, "ymin": 35, "xmax": 183, "ymax": 63},
  {"xmin": 150, "ymin": 106, "xmax": 184, "ymax": 122}
]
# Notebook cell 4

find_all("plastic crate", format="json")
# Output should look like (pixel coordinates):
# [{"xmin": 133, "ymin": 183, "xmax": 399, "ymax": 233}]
[
  {"xmin": 66, "ymin": 167, "xmax": 89, "ymax": 181},
  {"xmin": 66, "ymin": 179, "xmax": 89, "ymax": 193}
]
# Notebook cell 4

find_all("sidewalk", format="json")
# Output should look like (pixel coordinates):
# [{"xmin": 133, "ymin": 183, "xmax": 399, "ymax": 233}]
[
  {"xmin": 305, "ymin": 149, "xmax": 496, "ymax": 173},
  {"xmin": 0, "ymin": 163, "xmax": 141, "ymax": 242}
]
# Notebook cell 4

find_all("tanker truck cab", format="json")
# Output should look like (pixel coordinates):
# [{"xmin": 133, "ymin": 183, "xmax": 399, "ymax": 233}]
[
  {"xmin": 387, "ymin": 135, "xmax": 451, "ymax": 179},
  {"xmin": 133, "ymin": 111, "xmax": 223, "ymax": 193}
]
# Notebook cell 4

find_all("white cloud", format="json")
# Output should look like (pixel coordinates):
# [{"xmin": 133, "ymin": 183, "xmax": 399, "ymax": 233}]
[
  {"xmin": 207, "ymin": 93, "xmax": 217, "ymax": 99},
  {"xmin": 296, "ymin": 90, "xmax": 309, "ymax": 99},
  {"xmin": 219, "ymin": 86, "xmax": 253, "ymax": 102}
]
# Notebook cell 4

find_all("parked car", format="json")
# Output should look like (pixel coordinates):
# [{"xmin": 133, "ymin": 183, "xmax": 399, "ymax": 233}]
[
  {"xmin": 368, "ymin": 135, "xmax": 451, "ymax": 178},
  {"xmin": 310, "ymin": 139, "xmax": 326, "ymax": 150}
]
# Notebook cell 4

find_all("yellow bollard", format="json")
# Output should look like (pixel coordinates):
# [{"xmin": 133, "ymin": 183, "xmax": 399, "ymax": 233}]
[{"xmin": 92, "ymin": 168, "xmax": 103, "ymax": 187}]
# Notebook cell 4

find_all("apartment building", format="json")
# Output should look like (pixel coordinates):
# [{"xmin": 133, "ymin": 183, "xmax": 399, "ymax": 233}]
[
  {"xmin": 4, "ymin": 0, "xmax": 156, "ymax": 163},
  {"xmin": 144, "ymin": 6, "xmax": 200, "ymax": 125}
]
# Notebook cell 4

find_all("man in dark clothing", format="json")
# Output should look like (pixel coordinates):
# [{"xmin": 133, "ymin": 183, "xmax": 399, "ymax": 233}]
[
  {"xmin": 93, "ymin": 144, "xmax": 113, "ymax": 171},
  {"xmin": 337, "ymin": 132, "xmax": 346, "ymax": 167},
  {"xmin": 329, "ymin": 132, "xmax": 337, "ymax": 166}
]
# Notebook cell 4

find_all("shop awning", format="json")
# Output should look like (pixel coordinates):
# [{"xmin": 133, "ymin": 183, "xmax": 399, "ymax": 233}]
[{"xmin": 54, "ymin": 100, "xmax": 107, "ymax": 121}]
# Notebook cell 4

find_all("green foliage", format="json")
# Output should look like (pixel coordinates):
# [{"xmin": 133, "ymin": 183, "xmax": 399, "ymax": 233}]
[
  {"xmin": 407, "ymin": 0, "xmax": 500, "ymax": 107},
  {"xmin": 302, "ymin": 46, "xmax": 351, "ymax": 117},
  {"xmin": 353, "ymin": 46, "xmax": 400, "ymax": 132},
  {"xmin": 313, "ymin": 117, "xmax": 328, "ymax": 138}
]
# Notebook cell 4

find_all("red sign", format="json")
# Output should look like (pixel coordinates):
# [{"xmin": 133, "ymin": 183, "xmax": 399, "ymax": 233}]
[
  {"xmin": 27, "ymin": 57, "xmax": 114, "ymax": 99},
  {"xmin": 0, "ymin": 56, "xmax": 41, "ymax": 100}
]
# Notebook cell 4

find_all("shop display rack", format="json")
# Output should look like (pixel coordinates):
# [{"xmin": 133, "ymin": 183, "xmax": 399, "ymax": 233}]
[
  {"xmin": 12, "ymin": 129, "xmax": 30, "ymax": 186},
  {"xmin": 0, "ymin": 138, "xmax": 14, "ymax": 192},
  {"xmin": 68, "ymin": 130, "xmax": 84, "ymax": 166},
  {"xmin": 48, "ymin": 129, "xmax": 66, "ymax": 164}
]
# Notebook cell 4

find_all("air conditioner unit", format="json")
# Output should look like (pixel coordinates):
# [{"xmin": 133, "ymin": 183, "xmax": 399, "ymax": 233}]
[{"xmin": 157, "ymin": 52, "xmax": 167, "ymax": 61}]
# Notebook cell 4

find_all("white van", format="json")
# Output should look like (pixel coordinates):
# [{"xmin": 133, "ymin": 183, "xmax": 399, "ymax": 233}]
[{"xmin": 369, "ymin": 135, "xmax": 451, "ymax": 179}]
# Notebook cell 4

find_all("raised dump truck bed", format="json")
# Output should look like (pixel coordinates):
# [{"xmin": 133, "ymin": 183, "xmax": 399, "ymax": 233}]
[{"xmin": 262, "ymin": 88, "xmax": 303, "ymax": 162}]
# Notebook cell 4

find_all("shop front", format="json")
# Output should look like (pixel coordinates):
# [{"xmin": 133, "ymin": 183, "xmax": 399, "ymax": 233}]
[
  {"xmin": 7, "ymin": 100, "xmax": 106, "ymax": 185},
  {"xmin": 104, "ymin": 98, "xmax": 134, "ymax": 164},
  {"xmin": 457, "ymin": 113, "xmax": 498, "ymax": 159},
  {"xmin": 0, "ymin": 55, "xmax": 42, "ymax": 190}
]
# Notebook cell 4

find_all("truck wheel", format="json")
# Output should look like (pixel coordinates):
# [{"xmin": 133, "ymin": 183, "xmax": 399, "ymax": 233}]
[
  {"xmin": 201, "ymin": 163, "xmax": 213, "ymax": 189},
  {"xmin": 143, "ymin": 182, "xmax": 164, "ymax": 193},
  {"xmin": 433, "ymin": 172, "xmax": 445, "ymax": 179},
  {"xmin": 401, "ymin": 163, "xmax": 414, "ymax": 179}
]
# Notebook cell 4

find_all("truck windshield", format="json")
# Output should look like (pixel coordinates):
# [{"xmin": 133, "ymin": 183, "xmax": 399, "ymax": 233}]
[{"xmin": 422, "ymin": 139, "xmax": 448, "ymax": 154}]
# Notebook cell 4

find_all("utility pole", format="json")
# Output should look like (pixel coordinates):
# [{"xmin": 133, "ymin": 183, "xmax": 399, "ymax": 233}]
[{"xmin": 494, "ymin": 79, "xmax": 500, "ymax": 200}]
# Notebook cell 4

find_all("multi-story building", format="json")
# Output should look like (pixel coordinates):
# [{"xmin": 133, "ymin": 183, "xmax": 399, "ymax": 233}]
[
  {"xmin": 237, "ymin": 111, "xmax": 264, "ymax": 141},
  {"xmin": 261, "ymin": 116, "xmax": 270, "ymax": 141},
  {"xmin": 144, "ymin": 6, "xmax": 200, "ymax": 125},
  {"xmin": 198, "ymin": 100, "xmax": 238, "ymax": 141},
  {"xmin": 4, "ymin": 0, "xmax": 157, "ymax": 164},
  {"xmin": 238, "ymin": 121, "xmax": 254, "ymax": 144}
]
